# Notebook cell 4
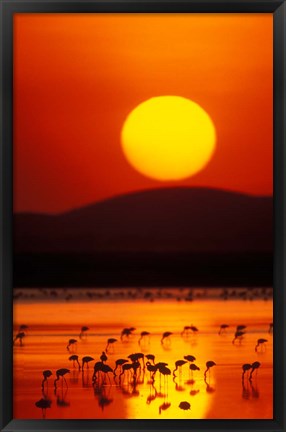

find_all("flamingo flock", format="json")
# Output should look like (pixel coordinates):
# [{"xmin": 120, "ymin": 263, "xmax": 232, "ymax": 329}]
[{"xmin": 14, "ymin": 318, "xmax": 271, "ymax": 419}]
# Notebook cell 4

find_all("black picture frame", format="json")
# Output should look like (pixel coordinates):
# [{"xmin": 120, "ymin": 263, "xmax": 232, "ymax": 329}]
[{"xmin": 0, "ymin": 1, "xmax": 285, "ymax": 431}]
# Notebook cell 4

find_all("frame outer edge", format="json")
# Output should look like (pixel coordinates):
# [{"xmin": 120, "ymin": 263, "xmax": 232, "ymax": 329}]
[{"xmin": 1, "ymin": 1, "xmax": 285, "ymax": 432}]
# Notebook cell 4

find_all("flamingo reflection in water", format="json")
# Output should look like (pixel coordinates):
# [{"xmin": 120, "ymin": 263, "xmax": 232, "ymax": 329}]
[{"xmin": 35, "ymin": 398, "xmax": 52, "ymax": 419}]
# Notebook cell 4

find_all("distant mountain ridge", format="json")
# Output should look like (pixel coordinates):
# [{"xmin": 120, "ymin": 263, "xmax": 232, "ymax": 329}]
[{"xmin": 14, "ymin": 187, "xmax": 272, "ymax": 254}]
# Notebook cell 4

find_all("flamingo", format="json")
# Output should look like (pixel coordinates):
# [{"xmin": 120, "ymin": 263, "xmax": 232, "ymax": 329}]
[
  {"xmin": 145, "ymin": 354, "xmax": 155, "ymax": 364},
  {"xmin": 92, "ymin": 361, "xmax": 104, "ymax": 382},
  {"xmin": 138, "ymin": 331, "xmax": 150, "ymax": 346},
  {"xmin": 82, "ymin": 356, "xmax": 94, "ymax": 369},
  {"xmin": 100, "ymin": 352, "xmax": 108, "ymax": 363},
  {"xmin": 146, "ymin": 361, "xmax": 157, "ymax": 380},
  {"xmin": 128, "ymin": 352, "xmax": 145, "ymax": 368},
  {"xmin": 218, "ymin": 324, "xmax": 229, "ymax": 335},
  {"xmin": 120, "ymin": 327, "xmax": 136, "ymax": 341},
  {"xmin": 113, "ymin": 359, "xmax": 129, "ymax": 376},
  {"xmin": 69, "ymin": 354, "xmax": 80, "ymax": 369},
  {"xmin": 66, "ymin": 339, "xmax": 77, "ymax": 352},
  {"xmin": 54, "ymin": 368, "xmax": 70, "ymax": 389},
  {"xmin": 204, "ymin": 361, "xmax": 216, "ymax": 378},
  {"xmin": 13, "ymin": 332, "xmax": 25, "ymax": 346},
  {"xmin": 242, "ymin": 363, "xmax": 252, "ymax": 379},
  {"xmin": 79, "ymin": 326, "xmax": 89, "ymax": 339},
  {"xmin": 189, "ymin": 363, "xmax": 200, "ymax": 378},
  {"xmin": 268, "ymin": 322, "xmax": 273, "ymax": 333},
  {"xmin": 255, "ymin": 338, "xmax": 268, "ymax": 352},
  {"xmin": 100, "ymin": 364, "xmax": 113, "ymax": 383},
  {"xmin": 131, "ymin": 361, "xmax": 141, "ymax": 377},
  {"xmin": 155, "ymin": 362, "xmax": 168, "ymax": 369},
  {"xmin": 119, "ymin": 363, "xmax": 134, "ymax": 381},
  {"xmin": 41, "ymin": 370, "xmax": 52, "ymax": 389},
  {"xmin": 249, "ymin": 361, "xmax": 261, "ymax": 380},
  {"xmin": 236, "ymin": 325, "xmax": 247, "ymax": 332},
  {"xmin": 184, "ymin": 355, "xmax": 196, "ymax": 363},
  {"xmin": 190, "ymin": 325, "xmax": 199, "ymax": 334},
  {"xmin": 173, "ymin": 360, "xmax": 187, "ymax": 376},
  {"xmin": 161, "ymin": 332, "xmax": 172, "ymax": 345},
  {"xmin": 232, "ymin": 330, "xmax": 245, "ymax": 344},
  {"xmin": 106, "ymin": 338, "xmax": 117, "ymax": 353},
  {"xmin": 157, "ymin": 364, "xmax": 171, "ymax": 382}
]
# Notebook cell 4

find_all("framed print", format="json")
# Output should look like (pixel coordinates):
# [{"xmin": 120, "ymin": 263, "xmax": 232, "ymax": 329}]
[{"xmin": 0, "ymin": 0, "xmax": 285, "ymax": 431}]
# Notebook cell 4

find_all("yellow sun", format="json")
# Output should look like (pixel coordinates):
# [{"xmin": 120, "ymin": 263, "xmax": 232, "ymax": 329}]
[{"xmin": 121, "ymin": 96, "xmax": 216, "ymax": 181}]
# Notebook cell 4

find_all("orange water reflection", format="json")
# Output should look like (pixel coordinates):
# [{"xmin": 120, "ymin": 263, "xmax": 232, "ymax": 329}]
[{"xmin": 13, "ymin": 291, "xmax": 273, "ymax": 419}]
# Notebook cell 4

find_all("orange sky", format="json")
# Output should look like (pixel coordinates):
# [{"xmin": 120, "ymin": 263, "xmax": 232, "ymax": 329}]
[{"xmin": 13, "ymin": 13, "xmax": 273, "ymax": 214}]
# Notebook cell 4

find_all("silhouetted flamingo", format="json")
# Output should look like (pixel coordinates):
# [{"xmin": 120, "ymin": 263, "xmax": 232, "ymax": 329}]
[
  {"xmin": 268, "ymin": 322, "xmax": 273, "ymax": 334},
  {"xmin": 131, "ymin": 360, "xmax": 141, "ymax": 377},
  {"xmin": 82, "ymin": 356, "xmax": 94, "ymax": 369},
  {"xmin": 255, "ymin": 338, "xmax": 268, "ymax": 352},
  {"xmin": 179, "ymin": 401, "xmax": 191, "ymax": 410},
  {"xmin": 218, "ymin": 324, "xmax": 229, "ymax": 335},
  {"xmin": 145, "ymin": 354, "xmax": 155, "ymax": 364},
  {"xmin": 113, "ymin": 359, "xmax": 129, "ymax": 376},
  {"xmin": 155, "ymin": 362, "xmax": 168, "ymax": 369},
  {"xmin": 92, "ymin": 361, "xmax": 104, "ymax": 382},
  {"xmin": 54, "ymin": 368, "xmax": 70, "ymax": 389},
  {"xmin": 232, "ymin": 330, "xmax": 245, "ymax": 344},
  {"xmin": 42, "ymin": 370, "xmax": 52, "ymax": 389},
  {"xmin": 128, "ymin": 352, "xmax": 145, "ymax": 368},
  {"xmin": 100, "ymin": 351, "xmax": 107, "ymax": 363},
  {"xmin": 69, "ymin": 354, "xmax": 80, "ymax": 369},
  {"xmin": 184, "ymin": 355, "xmax": 196, "ymax": 363},
  {"xmin": 138, "ymin": 331, "xmax": 150, "ymax": 346},
  {"xmin": 120, "ymin": 327, "xmax": 136, "ymax": 341},
  {"xmin": 35, "ymin": 398, "xmax": 51, "ymax": 418},
  {"xmin": 146, "ymin": 361, "xmax": 157, "ymax": 380},
  {"xmin": 189, "ymin": 363, "xmax": 200, "ymax": 378},
  {"xmin": 119, "ymin": 361, "xmax": 140, "ymax": 382},
  {"xmin": 190, "ymin": 325, "xmax": 198, "ymax": 334},
  {"xmin": 119, "ymin": 363, "xmax": 134, "ymax": 381},
  {"xmin": 161, "ymin": 332, "xmax": 172, "ymax": 345},
  {"xmin": 249, "ymin": 361, "xmax": 261, "ymax": 380},
  {"xmin": 13, "ymin": 332, "xmax": 25, "ymax": 346},
  {"xmin": 204, "ymin": 361, "xmax": 216, "ymax": 378},
  {"xmin": 173, "ymin": 360, "xmax": 187, "ymax": 376},
  {"xmin": 79, "ymin": 326, "xmax": 89, "ymax": 339},
  {"xmin": 242, "ymin": 363, "xmax": 252, "ymax": 379},
  {"xmin": 66, "ymin": 339, "xmax": 77, "ymax": 352},
  {"xmin": 100, "ymin": 364, "xmax": 113, "ymax": 383},
  {"xmin": 157, "ymin": 364, "xmax": 171, "ymax": 383},
  {"xmin": 106, "ymin": 338, "xmax": 117, "ymax": 353},
  {"xmin": 236, "ymin": 325, "xmax": 247, "ymax": 332}
]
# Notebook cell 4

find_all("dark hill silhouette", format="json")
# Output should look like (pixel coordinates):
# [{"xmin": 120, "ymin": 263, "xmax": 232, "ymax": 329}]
[{"xmin": 14, "ymin": 187, "xmax": 272, "ymax": 254}]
